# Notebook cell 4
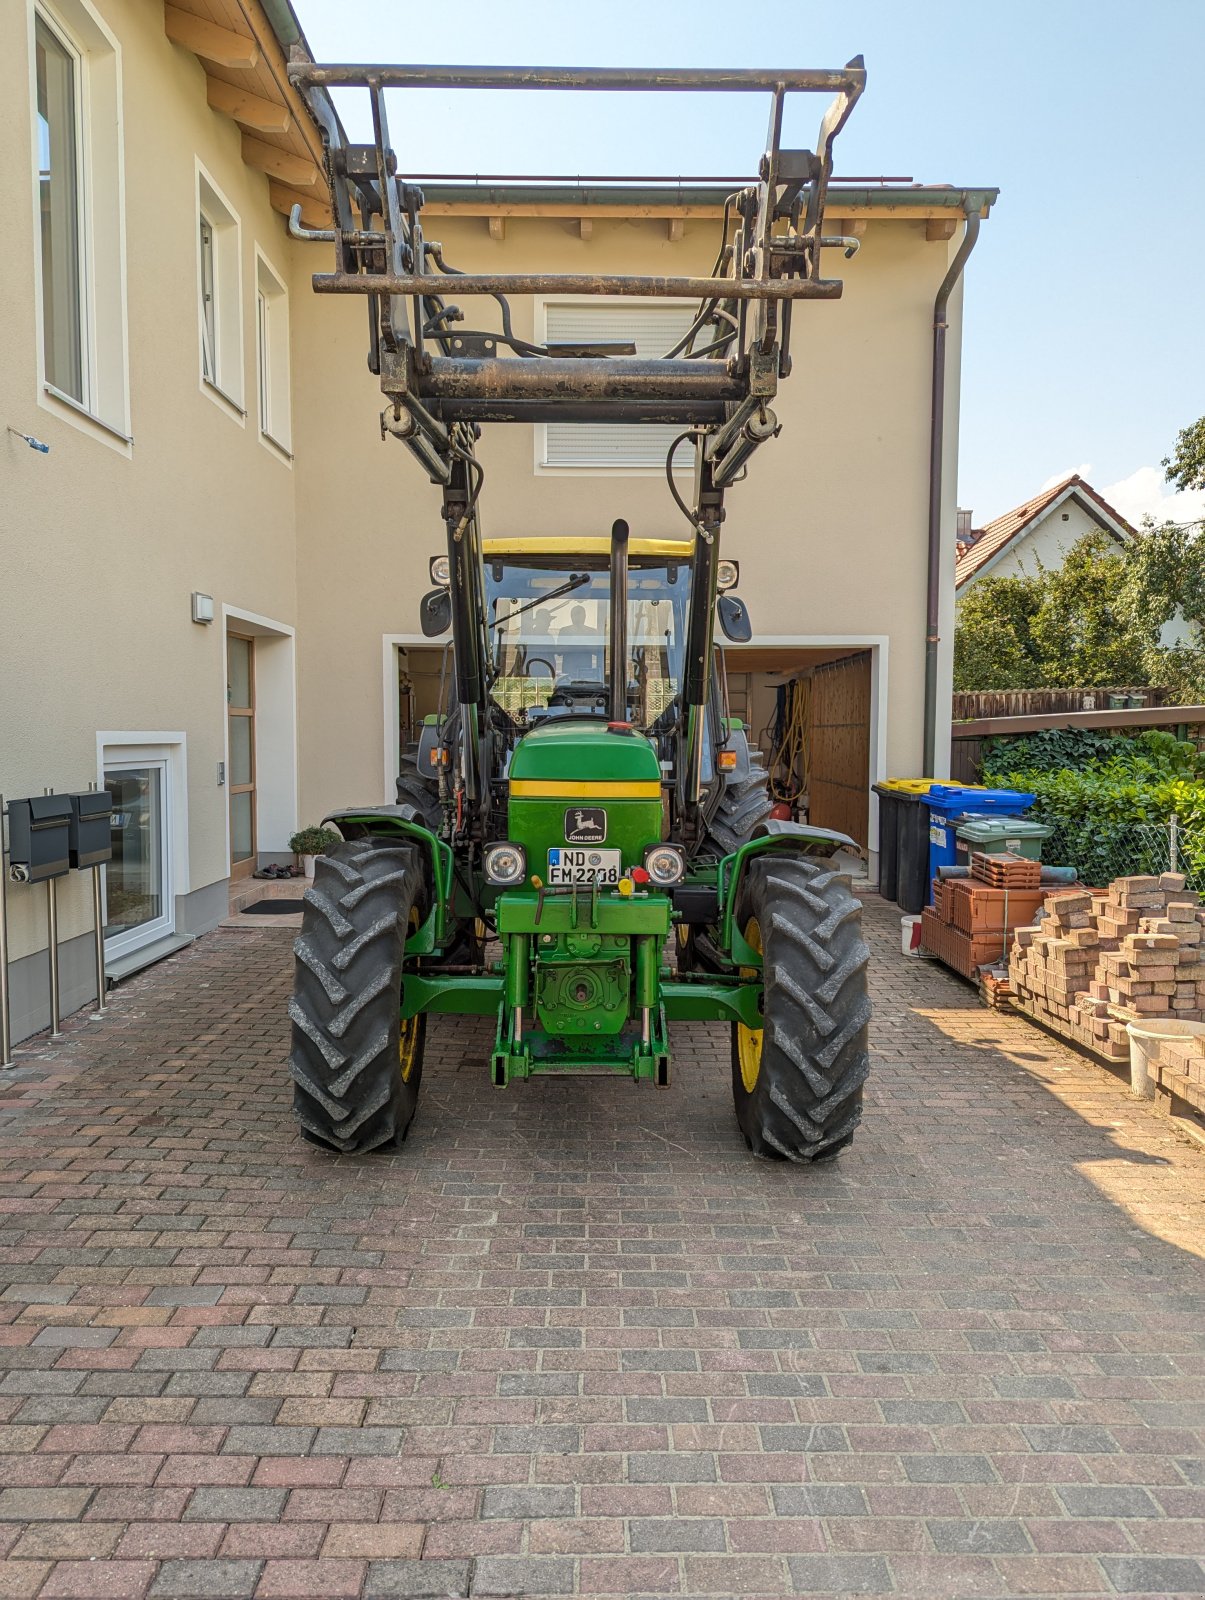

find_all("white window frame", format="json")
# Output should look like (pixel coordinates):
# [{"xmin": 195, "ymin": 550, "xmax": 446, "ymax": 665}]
[
  {"xmin": 195, "ymin": 162, "xmax": 245, "ymax": 421},
  {"xmin": 534, "ymin": 296, "xmax": 696, "ymax": 477},
  {"xmin": 30, "ymin": 0, "xmax": 130, "ymax": 452},
  {"xmin": 254, "ymin": 247, "xmax": 292, "ymax": 461},
  {"xmin": 96, "ymin": 739, "xmax": 186, "ymax": 959}
]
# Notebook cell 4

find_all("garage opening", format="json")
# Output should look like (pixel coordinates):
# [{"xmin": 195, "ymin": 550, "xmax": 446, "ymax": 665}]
[
  {"xmin": 393, "ymin": 642, "xmax": 875, "ymax": 855},
  {"xmin": 724, "ymin": 647, "xmax": 874, "ymax": 852}
]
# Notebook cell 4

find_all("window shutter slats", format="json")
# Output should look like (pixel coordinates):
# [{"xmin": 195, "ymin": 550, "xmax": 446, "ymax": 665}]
[{"xmin": 543, "ymin": 303, "xmax": 697, "ymax": 470}]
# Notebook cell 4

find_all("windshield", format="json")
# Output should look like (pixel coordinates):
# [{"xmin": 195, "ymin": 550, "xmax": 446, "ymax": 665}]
[{"xmin": 484, "ymin": 555, "xmax": 690, "ymax": 729}]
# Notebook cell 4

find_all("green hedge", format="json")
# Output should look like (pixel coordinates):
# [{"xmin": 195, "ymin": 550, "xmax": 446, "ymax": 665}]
[{"xmin": 982, "ymin": 729, "xmax": 1205, "ymax": 885}]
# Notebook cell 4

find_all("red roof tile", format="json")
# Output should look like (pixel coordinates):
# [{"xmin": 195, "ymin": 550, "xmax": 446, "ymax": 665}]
[{"xmin": 954, "ymin": 474, "xmax": 1135, "ymax": 588}]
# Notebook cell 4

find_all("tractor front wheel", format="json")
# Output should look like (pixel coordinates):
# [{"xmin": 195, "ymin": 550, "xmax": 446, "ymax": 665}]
[
  {"xmin": 731, "ymin": 855, "xmax": 870, "ymax": 1161},
  {"xmin": 289, "ymin": 841, "xmax": 427, "ymax": 1154}
]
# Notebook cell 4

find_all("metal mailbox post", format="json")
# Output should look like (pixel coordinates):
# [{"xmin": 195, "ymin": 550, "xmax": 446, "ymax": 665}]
[{"xmin": 69, "ymin": 789, "xmax": 113, "ymax": 1017}]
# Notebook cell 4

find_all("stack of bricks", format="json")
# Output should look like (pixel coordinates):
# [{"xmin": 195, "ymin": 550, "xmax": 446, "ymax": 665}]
[
  {"xmin": 921, "ymin": 857, "xmax": 1047, "ymax": 982},
  {"xmin": 1009, "ymin": 873, "xmax": 1205, "ymax": 1064}
]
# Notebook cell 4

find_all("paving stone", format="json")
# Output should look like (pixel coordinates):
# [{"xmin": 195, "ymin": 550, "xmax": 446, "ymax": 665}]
[
  {"xmin": 149, "ymin": 1558, "xmax": 264, "ymax": 1595},
  {"xmin": 1100, "ymin": 1555, "xmax": 1205, "ymax": 1593},
  {"xmin": 363, "ymin": 1559, "xmax": 470, "ymax": 1596},
  {"xmin": 480, "ymin": 1486, "xmax": 574, "ymax": 1520},
  {"xmin": 471, "ymin": 1556, "xmax": 575, "ymax": 1595},
  {"xmin": 787, "ymin": 1553, "xmax": 893, "ymax": 1592},
  {"xmin": 185, "ymin": 1488, "xmax": 287, "ymax": 1522},
  {"xmin": 629, "ymin": 1516, "xmax": 726, "ymax": 1552},
  {"xmin": 928, "ymin": 1517, "xmax": 1033, "ymax": 1554},
  {"xmin": 0, "ymin": 900, "xmax": 1200, "ymax": 1599}
]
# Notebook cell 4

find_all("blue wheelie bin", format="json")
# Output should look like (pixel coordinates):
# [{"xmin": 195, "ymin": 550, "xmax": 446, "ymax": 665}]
[{"xmin": 925, "ymin": 785, "xmax": 1036, "ymax": 903}]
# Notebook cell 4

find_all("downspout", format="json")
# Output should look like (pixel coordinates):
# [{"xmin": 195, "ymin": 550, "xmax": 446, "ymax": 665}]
[{"xmin": 923, "ymin": 207, "xmax": 981, "ymax": 775}]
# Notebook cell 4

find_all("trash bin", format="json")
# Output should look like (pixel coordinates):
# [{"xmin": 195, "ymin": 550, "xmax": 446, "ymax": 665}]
[
  {"xmin": 896, "ymin": 789, "xmax": 934, "ymax": 915},
  {"xmin": 927, "ymin": 786, "xmax": 1036, "ymax": 903},
  {"xmin": 955, "ymin": 814, "xmax": 1051, "ymax": 866},
  {"xmin": 872, "ymin": 779, "xmax": 933, "ymax": 902}
]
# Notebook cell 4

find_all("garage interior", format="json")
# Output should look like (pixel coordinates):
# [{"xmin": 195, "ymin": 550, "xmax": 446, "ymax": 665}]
[{"xmin": 396, "ymin": 643, "xmax": 873, "ymax": 853}]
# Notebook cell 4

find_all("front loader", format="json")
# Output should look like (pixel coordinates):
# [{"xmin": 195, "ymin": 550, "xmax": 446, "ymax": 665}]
[{"xmin": 285, "ymin": 58, "xmax": 872, "ymax": 1160}]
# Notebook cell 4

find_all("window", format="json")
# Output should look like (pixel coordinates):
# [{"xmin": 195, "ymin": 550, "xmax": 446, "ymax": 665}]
[
  {"xmin": 199, "ymin": 216, "xmax": 216, "ymax": 383},
  {"xmin": 35, "ymin": 14, "xmax": 83, "ymax": 402},
  {"xmin": 196, "ymin": 166, "xmax": 243, "ymax": 414},
  {"xmin": 255, "ymin": 251, "xmax": 291, "ymax": 457},
  {"xmin": 540, "ymin": 302, "xmax": 696, "ymax": 472},
  {"xmin": 31, "ymin": 1, "xmax": 129, "ymax": 445}
]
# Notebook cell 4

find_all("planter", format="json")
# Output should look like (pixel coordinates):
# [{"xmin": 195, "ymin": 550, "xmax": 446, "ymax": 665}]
[{"xmin": 301, "ymin": 854, "xmax": 317, "ymax": 879}]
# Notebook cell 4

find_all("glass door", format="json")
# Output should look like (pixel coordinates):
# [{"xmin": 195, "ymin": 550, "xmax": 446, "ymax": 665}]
[
  {"xmin": 227, "ymin": 633, "xmax": 256, "ymax": 879},
  {"xmin": 103, "ymin": 759, "xmax": 172, "ymax": 956}
]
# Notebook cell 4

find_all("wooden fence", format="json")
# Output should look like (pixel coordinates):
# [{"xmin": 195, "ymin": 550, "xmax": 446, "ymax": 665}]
[
  {"xmin": 952, "ymin": 687, "xmax": 1165, "ymax": 720},
  {"xmin": 950, "ymin": 703, "xmax": 1205, "ymax": 782}
]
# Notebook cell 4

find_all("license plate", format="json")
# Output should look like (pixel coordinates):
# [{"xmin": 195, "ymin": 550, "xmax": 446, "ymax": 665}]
[{"xmin": 547, "ymin": 847, "xmax": 622, "ymax": 885}]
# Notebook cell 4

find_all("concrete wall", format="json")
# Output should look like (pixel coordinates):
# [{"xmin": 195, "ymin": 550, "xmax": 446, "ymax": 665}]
[
  {"xmin": 1, "ymin": 0, "xmax": 299, "ymax": 1001},
  {"xmin": 289, "ymin": 213, "xmax": 966, "ymax": 823}
]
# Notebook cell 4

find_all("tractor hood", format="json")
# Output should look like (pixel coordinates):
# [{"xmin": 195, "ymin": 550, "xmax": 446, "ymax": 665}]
[{"xmin": 509, "ymin": 720, "xmax": 661, "ymax": 791}]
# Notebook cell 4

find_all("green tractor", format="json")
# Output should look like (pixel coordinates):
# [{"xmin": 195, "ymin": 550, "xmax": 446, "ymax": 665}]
[{"xmin": 285, "ymin": 55, "xmax": 871, "ymax": 1160}]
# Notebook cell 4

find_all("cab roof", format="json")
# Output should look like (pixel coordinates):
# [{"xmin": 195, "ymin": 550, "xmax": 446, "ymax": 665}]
[{"xmin": 481, "ymin": 537, "xmax": 694, "ymax": 560}]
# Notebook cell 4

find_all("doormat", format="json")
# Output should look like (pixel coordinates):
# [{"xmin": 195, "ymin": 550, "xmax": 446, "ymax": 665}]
[{"xmin": 240, "ymin": 899, "xmax": 305, "ymax": 915}]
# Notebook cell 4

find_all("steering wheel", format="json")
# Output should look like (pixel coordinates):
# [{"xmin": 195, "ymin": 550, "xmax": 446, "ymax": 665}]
[{"xmin": 526, "ymin": 657, "xmax": 555, "ymax": 678}]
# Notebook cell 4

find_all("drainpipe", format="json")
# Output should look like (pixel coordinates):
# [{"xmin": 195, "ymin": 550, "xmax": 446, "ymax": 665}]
[{"xmin": 923, "ymin": 207, "xmax": 981, "ymax": 776}]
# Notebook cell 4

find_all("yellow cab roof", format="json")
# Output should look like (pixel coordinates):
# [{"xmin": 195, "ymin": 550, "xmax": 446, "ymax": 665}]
[{"xmin": 481, "ymin": 536, "xmax": 694, "ymax": 561}]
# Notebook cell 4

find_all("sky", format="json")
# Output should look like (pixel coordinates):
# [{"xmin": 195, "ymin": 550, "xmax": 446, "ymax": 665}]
[{"xmin": 291, "ymin": 0, "xmax": 1205, "ymax": 528}]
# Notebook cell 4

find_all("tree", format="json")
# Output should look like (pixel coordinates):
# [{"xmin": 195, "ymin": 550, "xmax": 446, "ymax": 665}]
[
  {"xmin": 953, "ymin": 571, "xmax": 1045, "ymax": 689},
  {"xmin": 1163, "ymin": 415, "xmax": 1205, "ymax": 494},
  {"xmin": 953, "ymin": 527, "xmax": 1205, "ymax": 699}
]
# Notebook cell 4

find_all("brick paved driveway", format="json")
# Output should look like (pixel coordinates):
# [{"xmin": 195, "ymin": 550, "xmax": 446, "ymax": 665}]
[{"xmin": 0, "ymin": 894, "xmax": 1201, "ymax": 1599}]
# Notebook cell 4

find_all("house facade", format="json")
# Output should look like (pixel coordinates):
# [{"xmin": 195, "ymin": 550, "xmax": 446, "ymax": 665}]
[
  {"xmin": 955, "ymin": 474, "xmax": 1134, "ymax": 591},
  {"xmin": 1, "ymin": 0, "xmax": 996, "ymax": 1042}
]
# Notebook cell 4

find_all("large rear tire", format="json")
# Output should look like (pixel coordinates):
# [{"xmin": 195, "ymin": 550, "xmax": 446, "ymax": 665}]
[
  {"xmin": 395, "ymin": 750, "xmax": 442, "ymax": 832},
  {"xmin": 289, "ymin": 841, "xmax": 427, "ymax": 1154},
  {"xmin": 702, "ymin": 755, "xmax": 774, "ymax": 856},
  {"xmin": 731, "ymin": 856, "xmax": 870, "ymax": 1161}
]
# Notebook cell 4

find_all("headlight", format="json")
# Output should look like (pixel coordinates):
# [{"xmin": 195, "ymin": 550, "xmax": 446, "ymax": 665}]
[
  {"xmin": 429, "ymin": 554, "xmax": 451, "ymax": 587},
  {"xmin": 644, "ymin": 844, "xmax": 686, "ymax": 886},
  {"xmin": 716, "ymin": 559, "xmax": 739, "ymax": 592},
  {"xmin": 484, "ymin": 842, "xmax": 526, "ymax": 887}
]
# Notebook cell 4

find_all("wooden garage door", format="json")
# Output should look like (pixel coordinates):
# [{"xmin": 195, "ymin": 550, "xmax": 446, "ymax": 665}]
[{"xmin": 809, "ymin": 652, "xmax": 871, "ymax": 847}]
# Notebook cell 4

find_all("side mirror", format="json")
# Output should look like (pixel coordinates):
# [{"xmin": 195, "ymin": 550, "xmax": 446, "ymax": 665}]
[
  {"xmin": 717, "ymin": 593, "xmax": 752, "ymax": 643},
  {"xmin": 420, "ymin": 588, "xmax": 452, "ymax": 637}
]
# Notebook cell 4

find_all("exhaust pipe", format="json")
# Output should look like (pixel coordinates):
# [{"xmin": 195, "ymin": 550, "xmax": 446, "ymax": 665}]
[{"xmin": 609, "ymin": 518, "xmax": 630, "ymax": 722}]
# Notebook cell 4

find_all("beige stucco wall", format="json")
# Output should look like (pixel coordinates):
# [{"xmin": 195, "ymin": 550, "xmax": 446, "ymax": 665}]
[
  {"xmin": 289, "ymin": 213, "xmax": 966, "ymax": 822},
  {"xmin": 0, "ymin": 0, "xmax": 300, "ymax": 964}
]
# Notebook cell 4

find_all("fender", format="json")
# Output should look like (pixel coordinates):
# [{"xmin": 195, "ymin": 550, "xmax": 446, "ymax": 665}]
[
  {"xmin": 323, "ymin": 806, "xmax": 455, "ymax": 951},
  {"xmin": 719, "ymin": 819, "xmax": 861, "ymax": 965}
]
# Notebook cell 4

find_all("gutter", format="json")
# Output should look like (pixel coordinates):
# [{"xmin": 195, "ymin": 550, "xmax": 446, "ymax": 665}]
[{"xmin": 922, "ymin": 206, "xmax": 982, "ymax": 776}]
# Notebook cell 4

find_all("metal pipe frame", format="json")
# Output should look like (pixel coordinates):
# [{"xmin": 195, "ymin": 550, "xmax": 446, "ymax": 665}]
[
  {"xmin": 313, "ymin": 271, "xmax": 844, "ymax": 303},
  {"xmin": 290, "ymin": 64, "xmax": 866, "ymax": 94}
]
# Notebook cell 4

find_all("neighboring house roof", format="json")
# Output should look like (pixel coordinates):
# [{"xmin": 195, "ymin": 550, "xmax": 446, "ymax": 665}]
[{"xmin": 954, "ymin": 474, "xmax": 1136, "ymax": 589}]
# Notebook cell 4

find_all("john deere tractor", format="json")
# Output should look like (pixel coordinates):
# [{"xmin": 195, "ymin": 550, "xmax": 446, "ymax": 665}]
[{"xmin": 285, "ymin": 56, "xmax": 871, "ymax": 1161}]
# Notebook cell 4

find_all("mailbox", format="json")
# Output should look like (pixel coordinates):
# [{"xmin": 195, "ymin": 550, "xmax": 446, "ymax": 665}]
[
  {"xmin": 68, "ymin": 791, "xmax": 113, "ymax": 869},
  {"xmin": 7, "ymin": 795, "xmax": 72, "ymax": 882}
]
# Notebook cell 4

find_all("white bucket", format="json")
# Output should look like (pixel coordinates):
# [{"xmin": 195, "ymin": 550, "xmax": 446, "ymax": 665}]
[
  {"xmin": 901, "ymin": 914, "xmax": 922, "ymax": 957},
  {"xmin": 1124, "ymin": 1018, "xmax": 1205, "ymax": 1099}
]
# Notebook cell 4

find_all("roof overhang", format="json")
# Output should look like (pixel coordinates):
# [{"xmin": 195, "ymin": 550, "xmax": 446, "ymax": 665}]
[
  {"xmin": 162, "ymin": 0, "xmax": 334, "ymax": 226},
  {"xmin": 418, "ymin": 182, "xmax": 999, "ymax": 229}
]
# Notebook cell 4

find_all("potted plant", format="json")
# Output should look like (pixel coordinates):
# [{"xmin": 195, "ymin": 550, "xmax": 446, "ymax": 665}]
[{"xmin": 289, "ymin": 825, "xmax": 342, "ymax": 879}]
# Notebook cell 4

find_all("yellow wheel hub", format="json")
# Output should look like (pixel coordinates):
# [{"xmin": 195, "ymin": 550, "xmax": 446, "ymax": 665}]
[
  {"xmin": 399, "ymin": 906, "xmax": 421, "ymax": 1084},
  {"xmin": 736, "ymin": 916, "xmax": 764, "ymax": 1093},
  {"xmin": 398, "ymin": 1014, "xmax": 420, "ymax": 1083}
]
